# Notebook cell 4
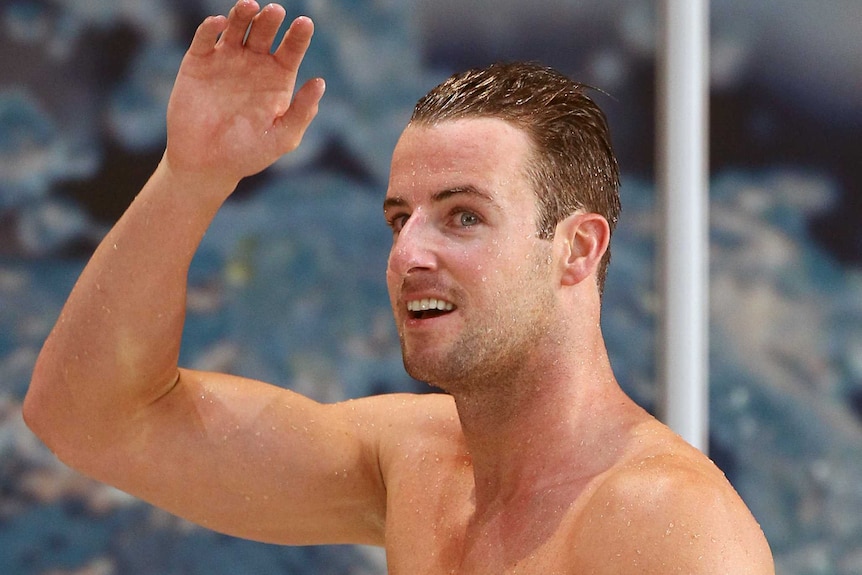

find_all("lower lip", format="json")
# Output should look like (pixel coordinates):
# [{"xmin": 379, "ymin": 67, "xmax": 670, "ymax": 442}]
[{"xmin": 404, "ymin": 311, "xmax": 456, "ymax": 329}]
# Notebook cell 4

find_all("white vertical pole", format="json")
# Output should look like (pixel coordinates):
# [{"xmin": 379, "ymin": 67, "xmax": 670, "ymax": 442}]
[{"xmin": 656, "ymin": 0, "xmax": 710, "ymax": 452}]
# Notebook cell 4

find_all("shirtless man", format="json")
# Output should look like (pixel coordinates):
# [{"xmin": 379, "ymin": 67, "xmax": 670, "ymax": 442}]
[{"xmin": 24, "ymin": 1, "xmax": 774, "ymax": 573}]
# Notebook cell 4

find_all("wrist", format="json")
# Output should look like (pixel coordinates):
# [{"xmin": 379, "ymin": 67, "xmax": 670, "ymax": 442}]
[{"xmin": 156, "ymin": 152, "xmax": 241, "ymax": 207}]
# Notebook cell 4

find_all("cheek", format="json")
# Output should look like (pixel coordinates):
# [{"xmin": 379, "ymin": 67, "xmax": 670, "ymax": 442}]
[{"xmin": 385, "ymin": 266, "xmax": 398, "ymax": 301}]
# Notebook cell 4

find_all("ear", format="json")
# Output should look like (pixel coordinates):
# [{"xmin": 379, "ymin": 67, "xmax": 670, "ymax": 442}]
[{"xmin": 553, "ymin": 212, "xmax": 610, "ymax": 287}]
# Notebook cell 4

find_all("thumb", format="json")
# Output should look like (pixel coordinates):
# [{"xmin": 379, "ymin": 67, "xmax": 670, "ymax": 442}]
[{"xmin": 274, "ymin": 77, "xmax": 326, "ymax": 154}]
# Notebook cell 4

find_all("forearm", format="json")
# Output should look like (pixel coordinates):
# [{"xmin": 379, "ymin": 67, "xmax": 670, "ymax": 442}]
[
  {"xmin": 25, "ymin": 158, "xmax": 236, "ymax": 448},
  {"xmin": 24, "ymin": 0, "xmax": 323, "ymax": 469}
]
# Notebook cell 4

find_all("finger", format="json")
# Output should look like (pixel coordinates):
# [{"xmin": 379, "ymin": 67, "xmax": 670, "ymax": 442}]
[
  {"xmin": 274, "ymin": 77, "xmax": 325, "ymax": 152},
  {"xmin": 187, "ymin": 15, "xmax": 228, "ymax": 56},
  {"xmin": 244, "ymin": 3, "xmax": 286, "ymax": 54},
  {"xmin": 219, "ymin": 0, "xmax": 259, "ymax": 47},
  {"xmin": 273, "ymin": 16, "xmax": 314, "ymax": 73}
]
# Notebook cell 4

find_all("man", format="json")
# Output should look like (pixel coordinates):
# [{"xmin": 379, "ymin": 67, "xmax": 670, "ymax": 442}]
[{"xmin": 24, "ymin": 1, "xmax": 775, "ymax": 573}]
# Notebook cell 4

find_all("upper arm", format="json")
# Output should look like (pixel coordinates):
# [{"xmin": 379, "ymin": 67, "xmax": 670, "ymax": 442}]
[
  {"xmin": 571, "ymin": 454, "xmax": 775, "ymax": 574},
  {"xmin": 62, "ymin": 368, "xmax": 390, "ymax": 546}
]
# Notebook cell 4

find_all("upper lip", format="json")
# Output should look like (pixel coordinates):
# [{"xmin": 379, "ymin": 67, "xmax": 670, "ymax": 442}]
[{"xmin": 398, "ymin": 275, "xmax": 459, "ymax": 314}]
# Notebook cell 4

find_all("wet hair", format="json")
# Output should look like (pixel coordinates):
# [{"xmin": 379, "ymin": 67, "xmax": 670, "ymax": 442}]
[{"xmin": 410, "ymin": 61, "xmax": 621, "ymax": 295}]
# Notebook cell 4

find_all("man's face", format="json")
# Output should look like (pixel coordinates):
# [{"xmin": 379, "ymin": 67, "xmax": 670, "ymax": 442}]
[{"xmin": 384, "ymin": 118, "xmax": 559, "ymax": 391}]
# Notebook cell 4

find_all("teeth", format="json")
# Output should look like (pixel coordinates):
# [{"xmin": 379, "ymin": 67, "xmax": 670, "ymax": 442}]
[{"xmin": 407, "ymin": 298, "xmax": 455, "ymax": 312}]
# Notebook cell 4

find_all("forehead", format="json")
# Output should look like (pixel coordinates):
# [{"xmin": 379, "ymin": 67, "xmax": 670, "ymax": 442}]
[{"xmin": 386, "ymin": 118, "xmax": 535, "ymax": 202}]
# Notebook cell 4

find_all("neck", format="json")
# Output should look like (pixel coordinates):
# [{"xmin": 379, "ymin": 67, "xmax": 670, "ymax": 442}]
[{"xmin": 450, "ymin": 332, "xmax": 634, "ymax": 516}]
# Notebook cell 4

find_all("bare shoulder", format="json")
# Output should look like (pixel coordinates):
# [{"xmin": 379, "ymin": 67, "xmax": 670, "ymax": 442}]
[
  {"xmin": 570, "ymin": 432, "xmax": 774, "ymax": 574},
  {"xmin": 351, "ymin": 392, "xmax": 463, "ymax": 452},
  {"xmin": 350, "ymin": 392, "xmax": 469, "ymax": 491}
]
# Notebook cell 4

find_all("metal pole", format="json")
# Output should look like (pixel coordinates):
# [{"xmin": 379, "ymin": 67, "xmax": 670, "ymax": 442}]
[{"xmin": 656, "ymin": 0, "xmax": 710, "ymax": 452}]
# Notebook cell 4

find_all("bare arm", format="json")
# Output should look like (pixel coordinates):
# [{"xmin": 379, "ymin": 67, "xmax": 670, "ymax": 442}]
[{"xmin": 24, "ymin": 1, "xmax": 386, "ymax": 545}]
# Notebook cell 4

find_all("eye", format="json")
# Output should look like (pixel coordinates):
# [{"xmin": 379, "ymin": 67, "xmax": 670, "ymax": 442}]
[
  {"xmin": 457, "ymin": 211, "xmax": 480, "ymax": 227},
  {"xmin": 387, "ymin": 213, "xmax": 409, "ymax": 233}
]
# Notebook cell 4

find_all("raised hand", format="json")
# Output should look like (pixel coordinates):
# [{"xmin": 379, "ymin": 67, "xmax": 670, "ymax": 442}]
[{"xmin": 164, "ymin": 0, "xmax": 325, "ymax": 189}]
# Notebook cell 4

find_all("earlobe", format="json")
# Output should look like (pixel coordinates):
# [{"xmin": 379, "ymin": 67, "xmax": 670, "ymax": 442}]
[{"xmin": 555, "ymin": 213, "xmax": 610, "ymax": 287}]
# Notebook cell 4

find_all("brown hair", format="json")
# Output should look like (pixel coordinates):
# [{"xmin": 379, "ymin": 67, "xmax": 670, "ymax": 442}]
[{"xmin": 410, "ymin": 61, "xmax": 621, "ymax": 294}]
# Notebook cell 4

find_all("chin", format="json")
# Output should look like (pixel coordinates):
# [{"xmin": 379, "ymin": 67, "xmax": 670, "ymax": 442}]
[{"xmin": 402, "ymin": 357, "xmax": 454, "ymax": 391}]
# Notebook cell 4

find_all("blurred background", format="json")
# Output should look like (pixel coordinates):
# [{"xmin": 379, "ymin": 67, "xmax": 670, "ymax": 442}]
[{"xmin": 1, "ymin": 0, "xmax": 860, "ymax": 573}]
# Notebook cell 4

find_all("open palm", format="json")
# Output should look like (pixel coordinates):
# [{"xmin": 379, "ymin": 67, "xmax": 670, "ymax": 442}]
[{"xmin": 165, "ymin": 1, "xmax": 325, "ymax": 186}]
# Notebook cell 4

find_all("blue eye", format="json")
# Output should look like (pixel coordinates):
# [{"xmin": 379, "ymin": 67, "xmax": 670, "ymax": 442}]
[{"xmin": 459, "ymin": 212, "xmax": 479, "ymax": 227}]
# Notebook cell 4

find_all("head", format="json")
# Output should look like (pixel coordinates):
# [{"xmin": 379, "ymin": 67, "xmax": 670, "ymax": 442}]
[
  {"xmin": 385, "ymin": 117, "xmax": 562, "ymax": 391},
  {"xmin": 409, "ymin": 61, "xmax": 621, "ymax": 295}
]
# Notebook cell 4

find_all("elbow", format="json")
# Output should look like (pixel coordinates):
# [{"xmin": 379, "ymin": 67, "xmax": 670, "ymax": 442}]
[
  {"xmin": 23, "ymin": 364, "xmax": 62, "ymax": 451},
  {"xmin": 21, "ymin": 387, "xmax": 39, "ymax": 434},
  {"xmin": 23, "ymin": 368, "xmax": 98, "ymax": 475},
  {"xmin": 23, "ymin": 354, "xmax": 83, "ymax": 460}
]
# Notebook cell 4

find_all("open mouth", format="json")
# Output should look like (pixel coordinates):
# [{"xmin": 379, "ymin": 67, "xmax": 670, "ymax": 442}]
[{"xmin": 407, "ymin": 298, "xmax": 456, "ymax": 320}]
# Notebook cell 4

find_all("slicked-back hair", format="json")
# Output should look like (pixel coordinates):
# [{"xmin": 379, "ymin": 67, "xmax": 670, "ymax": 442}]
[{"xmin": 410, "ymin": 61, "xmax": 621, "ymax": 295}]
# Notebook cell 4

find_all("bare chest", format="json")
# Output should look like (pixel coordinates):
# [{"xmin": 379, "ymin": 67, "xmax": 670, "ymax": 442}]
[{"xmin": 382, "ymin": 466, "xmax": 581, "ymax": 575}]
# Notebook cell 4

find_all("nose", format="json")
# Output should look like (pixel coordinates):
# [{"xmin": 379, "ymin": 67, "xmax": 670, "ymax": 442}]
[{"xmin": 387, "ymin": 212, "xmax": 439, "ymax": 277}]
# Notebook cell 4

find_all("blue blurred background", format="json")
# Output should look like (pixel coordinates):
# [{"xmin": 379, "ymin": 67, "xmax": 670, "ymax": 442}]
[{"xmin": 1, "ymin": 0, "xmax": 861, "ymax": 573}]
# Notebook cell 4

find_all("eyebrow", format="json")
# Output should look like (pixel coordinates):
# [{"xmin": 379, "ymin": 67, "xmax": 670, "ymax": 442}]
[{"xmin": 382, "ymin": 185, "xmax": 499, "ymax": 214}]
